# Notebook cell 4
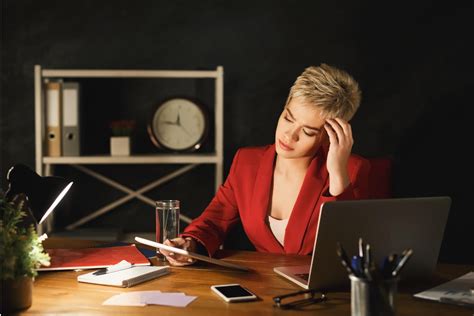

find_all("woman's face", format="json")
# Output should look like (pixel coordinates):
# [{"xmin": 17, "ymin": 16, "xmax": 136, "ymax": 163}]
[{"xmin": 275, "ymin": 97, "xmax": 327, "ymax": 159}]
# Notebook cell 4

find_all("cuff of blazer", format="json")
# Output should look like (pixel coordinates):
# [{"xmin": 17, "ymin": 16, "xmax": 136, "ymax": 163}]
[{"xmin": 179, "ymin": 232, "xmax": 215, "ymax": 257}]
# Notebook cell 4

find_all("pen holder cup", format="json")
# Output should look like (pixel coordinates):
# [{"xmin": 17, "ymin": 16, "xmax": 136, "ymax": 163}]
[
  {"xmin": 350, "ymin": 275, "xmax": 398, "ymax": 316},
  {"xmin": 155, "ymin": 200, "xmax": 180, "ymax": 261}
]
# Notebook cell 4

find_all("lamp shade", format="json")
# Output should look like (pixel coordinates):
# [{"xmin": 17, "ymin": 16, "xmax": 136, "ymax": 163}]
[{"xmin": 5, "ymin": 164, "xmax": 73, "ymax": 225}]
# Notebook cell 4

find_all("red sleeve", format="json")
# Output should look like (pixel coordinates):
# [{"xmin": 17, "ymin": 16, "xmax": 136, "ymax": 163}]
[{"xmin": 181, "ymin": 150, "xmax": 242, "ymax": 256}]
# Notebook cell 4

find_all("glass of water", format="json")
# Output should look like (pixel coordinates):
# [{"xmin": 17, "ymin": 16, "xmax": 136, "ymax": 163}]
[{"xmin": 155, "ymin": 200, "xmax": 180, "ymax": 261}]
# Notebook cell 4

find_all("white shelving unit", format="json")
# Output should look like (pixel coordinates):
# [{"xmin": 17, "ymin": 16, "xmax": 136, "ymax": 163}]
[{"xmin": 34, "ymin": 65, "xmax": 224, "ymax": 231}]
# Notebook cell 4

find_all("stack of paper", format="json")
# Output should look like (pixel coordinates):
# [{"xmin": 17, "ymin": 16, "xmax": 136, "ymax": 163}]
[
  {"xmin": 414, "ymin": 271, "xmax": 474, "ymax": 307},
  {"xmin": 103, "ymin": 291, "xmax": 197, "ymax": 307}
]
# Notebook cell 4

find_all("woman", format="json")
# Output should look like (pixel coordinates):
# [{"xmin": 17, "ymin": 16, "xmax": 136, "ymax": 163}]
[{"xmin": 162, "ymin": 64, "xmax": 371, "ymax": 266}]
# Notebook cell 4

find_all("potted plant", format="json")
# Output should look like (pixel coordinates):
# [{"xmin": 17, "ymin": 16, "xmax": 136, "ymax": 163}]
[
  {"xmin": 0, "ymin": 191, "xmax": 51, "ymax": 313},
  {"xmin": 109, "ymin": 119, "xmax": 136, "ymax": 156}
]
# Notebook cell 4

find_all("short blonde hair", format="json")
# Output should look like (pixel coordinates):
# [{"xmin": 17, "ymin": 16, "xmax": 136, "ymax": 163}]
[{"xmin": 286, "ymin": 64, "xmax": 361, "ymax": 120}]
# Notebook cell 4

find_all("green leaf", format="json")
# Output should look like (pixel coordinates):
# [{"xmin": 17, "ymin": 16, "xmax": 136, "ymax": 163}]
[{"xmin": 1, "ymin": 191, "xmax": 51, "ymax": 280}]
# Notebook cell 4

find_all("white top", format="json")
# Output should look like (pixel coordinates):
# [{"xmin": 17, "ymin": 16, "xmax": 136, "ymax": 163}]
[{"xmin": 268, "ymin": 216, "xmax": 289, "ymax": 246}]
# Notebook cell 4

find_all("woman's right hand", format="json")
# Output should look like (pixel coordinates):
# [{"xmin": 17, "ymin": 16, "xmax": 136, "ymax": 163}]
[{"xmin": 161, "ymin": 237, "xmax": 198, "ymax": 266}]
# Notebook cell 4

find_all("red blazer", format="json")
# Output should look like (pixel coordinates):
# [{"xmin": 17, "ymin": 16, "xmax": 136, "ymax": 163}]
[{"xmin": 182, "ymin": 144, "xmax": 370, "ymax": 256}]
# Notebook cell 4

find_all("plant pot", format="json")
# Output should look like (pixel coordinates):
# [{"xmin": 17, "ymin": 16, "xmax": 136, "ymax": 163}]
[
  {"xmin": 1, "ymin": 276, "xmax": 33, "ymax": 313},
  {"xmin": 110, "ymin": 136, "xmax": 131, "ymax": 156}
]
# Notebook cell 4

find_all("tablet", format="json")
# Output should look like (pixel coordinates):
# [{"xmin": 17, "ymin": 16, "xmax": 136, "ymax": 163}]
[{"xmin": 134, "ymin": 236, "xmax": 250, "ymax": 272}]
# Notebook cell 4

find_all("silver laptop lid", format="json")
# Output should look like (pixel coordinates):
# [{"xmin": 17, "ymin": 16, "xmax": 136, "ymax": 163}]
[{"xmin": 308, "ymin": 196, "xmax": 451, "ymax": 290}]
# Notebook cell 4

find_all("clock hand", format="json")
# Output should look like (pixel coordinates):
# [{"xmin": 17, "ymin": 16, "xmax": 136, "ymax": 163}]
[
  {"xmin": 179, "ymin": 125, "xmax": 193, "ymax": 138},
  {"xmin": 176, "ymin": 110, "xmax": 181, "ymax": 126},
  {"xmin": 161, "ymin": 120, "xmax": 178, "ymax": 125}
]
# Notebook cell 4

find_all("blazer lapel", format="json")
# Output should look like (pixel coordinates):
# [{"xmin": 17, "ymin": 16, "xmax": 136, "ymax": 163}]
[
  {"xmin": 284, "ymin": 149, "xmax": 329, "ymax": 254},
  {"xmin": 247, "ymin": 144, "xmax": 284, "ymax": 252}
]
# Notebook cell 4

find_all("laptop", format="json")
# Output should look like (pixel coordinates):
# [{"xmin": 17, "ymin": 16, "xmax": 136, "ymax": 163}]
[{"xmin": 274, "ymin": 196, "xmax": 451, "ymax": 290}]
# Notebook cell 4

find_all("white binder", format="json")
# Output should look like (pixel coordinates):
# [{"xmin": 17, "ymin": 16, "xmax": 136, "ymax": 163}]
[
  {"xmin": 61, "ymin": 82, "xmax": 80, "ymax": 156},
  {"xmin": 45, "ymin": 81, "xmax": 62, "ymax": 156}
]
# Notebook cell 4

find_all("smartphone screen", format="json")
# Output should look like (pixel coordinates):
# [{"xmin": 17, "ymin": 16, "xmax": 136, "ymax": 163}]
[
  {"xmin": 214, "ymin": 285, "xmax": 253, "ymax": 297},
  {"xmin": 211, "ymin": 284, "xmax": 257, "ymax": 302}
]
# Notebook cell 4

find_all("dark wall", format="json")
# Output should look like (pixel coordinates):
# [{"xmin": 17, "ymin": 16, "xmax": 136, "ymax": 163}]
[{"xmin": 1, "ymin": 1, "xmax": 473, "ymax": 263}]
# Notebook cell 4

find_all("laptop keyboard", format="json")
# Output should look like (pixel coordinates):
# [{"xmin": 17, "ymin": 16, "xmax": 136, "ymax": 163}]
[{"xmin": 295, "ymin": 273, "xmax": 310, "ymax": 281}]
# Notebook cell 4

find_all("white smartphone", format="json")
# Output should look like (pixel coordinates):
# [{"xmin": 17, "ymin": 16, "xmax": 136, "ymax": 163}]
[{"xmin": 211, "ymin": 284, "xmax": 258, "ymax": 302}]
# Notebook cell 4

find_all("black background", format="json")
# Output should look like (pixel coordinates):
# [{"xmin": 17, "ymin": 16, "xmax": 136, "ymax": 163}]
[{"xmin": 1, "ymin": 1, "xmax": 473, "ymax": 263}]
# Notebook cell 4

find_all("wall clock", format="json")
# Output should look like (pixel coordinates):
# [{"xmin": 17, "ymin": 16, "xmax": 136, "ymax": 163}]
[{"xmin": 148, "ymin": 97, "xmax": 209, "ymax": 152}]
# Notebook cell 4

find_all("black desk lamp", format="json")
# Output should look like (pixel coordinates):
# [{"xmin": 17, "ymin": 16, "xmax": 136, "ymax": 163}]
[{"xmin": 5, "ymin": 164, "xmax": 73, "ymax": 232}]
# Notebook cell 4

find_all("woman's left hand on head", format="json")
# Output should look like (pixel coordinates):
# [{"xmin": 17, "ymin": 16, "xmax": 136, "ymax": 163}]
[{"xmin": 324, "ymin": 118, "xmax": 353, "ymax": 188}]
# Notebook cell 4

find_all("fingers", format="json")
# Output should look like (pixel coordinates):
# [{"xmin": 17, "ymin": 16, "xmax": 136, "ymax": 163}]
[
  {"xmin": 334, "ymin": 118, "xmax": 352, "ymax": 140},
  {"xmin": 167, "ymin": 254, "xmax": 196, "ymax": 266},
  {"xmin": 166, "ymin": 255, "xmax": 196, "ymax": 266},
  {"xmin": 324, "ymin": 121, "xmax": 337, "ymax": 144},
  {"xmin": 324, "ymin": 118, "xmax": 353, "ymax": 145},
  {"xmin": 162, "ymin": 238, "xmax": 196, "ymax": 266},
  {"xmin": 160, "ymin": 238, "xmax": 178, "ymax": 257},
  {"xmin": 166, "ymin": 237, "xmax": 187, "ymax": 247}
]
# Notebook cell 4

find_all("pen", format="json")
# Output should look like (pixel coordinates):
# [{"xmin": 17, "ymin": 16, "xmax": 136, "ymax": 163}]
[
  {"xmin": 351, "ymin": 255, "xmax": 363, "ymax": 277},
  {"xmin": 336, "ymin": 242, "xmax": 356, "ymax": 276},
  {"xmin": 364, "ymin": 243, "xmax": 371, "ymax": 276},
  {"xmin": 93, "ymin": 261, "xmax": 133, "ymax": 275},
  {"xmin": 363, "ymin": 243, "xmax": 393, "ymax": 313},
  {"xmin": 392, "ymin": 248, "xmax": 413, "ymax": 277},
  {"xmin": 358, "ymin": 238, "xmax": 364, "ymax": 261},
  {"xmin": 359, "ymin": 237, "xmax": 365, "ymax": 274},
  {"xmin": 381, "ymin": 253, "xmax": 398, "ymax": 279}
]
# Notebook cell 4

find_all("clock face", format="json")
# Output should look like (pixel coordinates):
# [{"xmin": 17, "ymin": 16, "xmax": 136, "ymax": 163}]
[{"xmin": 150, "ymin": 98, "xmax": 207, "ymax": 151}]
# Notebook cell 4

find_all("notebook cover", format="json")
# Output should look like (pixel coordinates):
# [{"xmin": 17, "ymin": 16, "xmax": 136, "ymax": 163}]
[
  {"xmin": 39, "ymin": 245, "xmax": 150, "ymax": 271},
  {"xmin": 95, "ymin": 241, "xmax": 157, "ymax": 258}
]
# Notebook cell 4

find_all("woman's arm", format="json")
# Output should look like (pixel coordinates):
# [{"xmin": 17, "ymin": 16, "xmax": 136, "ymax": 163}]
[{"xmin": 179, "ymin": 149, "xmax": 243, "ymax": 256}]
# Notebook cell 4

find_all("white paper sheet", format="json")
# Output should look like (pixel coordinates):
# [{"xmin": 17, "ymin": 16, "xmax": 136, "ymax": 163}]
[
  {"xmin": 414, "ymin": 271, "xmax": 474, "ymax": 305},
  {"xmin": 102, "ymin": 291, "xmax": 197, "ymax": 308},
  {"xmin": 102, "ymin": 292, "xmax": 148, "ymax": 306},
  {"xmin": 141, "ymin": 292, "xmax": 197, "ymax": 307}
]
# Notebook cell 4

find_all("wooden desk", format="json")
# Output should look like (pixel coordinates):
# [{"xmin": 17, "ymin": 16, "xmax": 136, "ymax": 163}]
[{"xmin": 18, "ymin": 238, "xmax": 473, "ymax": 315}]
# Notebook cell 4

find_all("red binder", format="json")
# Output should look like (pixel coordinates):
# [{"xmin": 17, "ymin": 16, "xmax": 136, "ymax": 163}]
[{"xmin": 38, "ymin": 245, "xmax": 150, "ymax": 271}]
